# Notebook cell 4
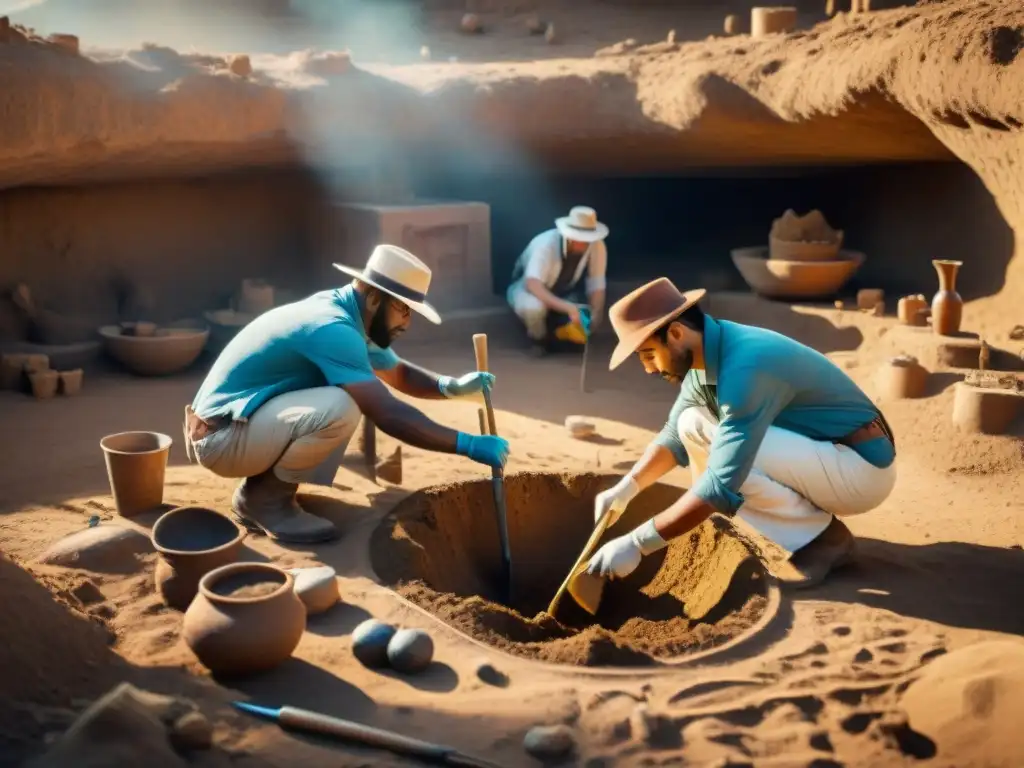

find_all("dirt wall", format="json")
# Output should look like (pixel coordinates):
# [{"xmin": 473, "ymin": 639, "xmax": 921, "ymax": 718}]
[{"xmin": 0, "ymin": 171, "xmax": 318, "ymax": 336}]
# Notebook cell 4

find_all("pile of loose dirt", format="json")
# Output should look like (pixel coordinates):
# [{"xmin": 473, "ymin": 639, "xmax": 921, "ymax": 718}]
[{"xmin": 373, "ymin": 472, "xmax": 771, "ymax": 667}]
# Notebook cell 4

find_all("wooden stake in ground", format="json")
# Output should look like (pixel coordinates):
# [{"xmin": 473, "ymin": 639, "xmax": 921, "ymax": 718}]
[
  {"xmin": 360, "ymin": 417, "xmax": 377, "ymax": 484},
  {"xmin": 473, "ymin": 334, "xmax": 512, "ymax": 602}
]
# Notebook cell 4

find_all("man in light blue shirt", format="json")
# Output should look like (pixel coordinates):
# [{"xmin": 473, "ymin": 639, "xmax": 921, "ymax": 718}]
[
  {"xmin": 184, "ymin": 245, "xmax": 509, "ymax": 544},
  {"xmin": 585, "ymin": 278, "xmax": 897, "ymax": 588}
]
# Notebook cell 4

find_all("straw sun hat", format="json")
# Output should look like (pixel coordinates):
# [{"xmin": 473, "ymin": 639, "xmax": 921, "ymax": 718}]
[
  {"xmin": 608, "ymin": 278, "xmax": 706, "ymax": 370},
  {"xmin": 334, "ymin": 244, "xmax": 441, "ymax": 325}
]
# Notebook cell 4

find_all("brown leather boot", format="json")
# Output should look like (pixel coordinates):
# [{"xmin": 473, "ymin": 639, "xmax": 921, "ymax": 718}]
[
  {"xmin": 231, "ymin": 470, "xmax": 338, "ymax": 544},
  {"xmin": 775, "ymin": 516, "xmax": 855, "ymax": 590}
]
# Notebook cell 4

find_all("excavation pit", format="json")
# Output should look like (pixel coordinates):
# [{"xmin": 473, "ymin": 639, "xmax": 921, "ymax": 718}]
[{"xmin": 370, "ymin": 472, "xmax": 775, "ymax": 668}]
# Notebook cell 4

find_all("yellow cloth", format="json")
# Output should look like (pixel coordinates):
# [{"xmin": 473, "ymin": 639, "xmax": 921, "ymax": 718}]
[{"xmin": 554, "ymin": 322, "xmax": 587, "ymax": 345}]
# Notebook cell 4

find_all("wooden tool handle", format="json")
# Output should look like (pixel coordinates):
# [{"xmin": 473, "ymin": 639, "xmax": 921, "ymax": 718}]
[
  {"xmin": 473, "ymin": 333, "xmax": 489, "ymax": 373},
  {"xmin": 477, "ymin": 407, "xmax": 488, "ymax": 436},
  {"xmin": 472, "ymin": 334, "xmax": 498, "ymax": 439},
  {"xmin": 281, "ymin": 707, "xmax": 451, "ymax": 759}
]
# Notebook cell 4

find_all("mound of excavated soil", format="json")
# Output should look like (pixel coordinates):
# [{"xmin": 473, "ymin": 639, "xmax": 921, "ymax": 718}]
[{"xmin": 371, "ymin": 471, "xmax": 770, "ymax": 667}]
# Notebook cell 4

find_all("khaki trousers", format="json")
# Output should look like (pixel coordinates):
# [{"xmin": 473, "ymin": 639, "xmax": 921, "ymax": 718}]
[{"xmin": 186, "ymin": 387, "xmax": 362, "ymax": 486}]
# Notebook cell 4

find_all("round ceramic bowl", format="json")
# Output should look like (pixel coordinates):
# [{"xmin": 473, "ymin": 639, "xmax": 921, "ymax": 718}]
[
  {"xmin": 99, "ymin": 325, "xmax": 209, "ymax": 376},
  {"xmin": 731, "ymin": 247, "xmax": 865, "ymax": 299}
]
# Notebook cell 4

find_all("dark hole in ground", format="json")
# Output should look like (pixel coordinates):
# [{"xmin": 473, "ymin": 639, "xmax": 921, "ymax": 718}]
[{"xmin": 370, "ymin": 471, "xmax": 771, "ymax": 667}]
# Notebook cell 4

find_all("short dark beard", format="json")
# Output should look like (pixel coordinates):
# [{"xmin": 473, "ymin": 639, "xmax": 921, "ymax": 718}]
[
  {"xmin": 662, "ymin": 348, "xmax": 694, "ymax": 383},
  {"xmin": 368, "ymin": 301, "xmax": 393, "ymax": 348}
]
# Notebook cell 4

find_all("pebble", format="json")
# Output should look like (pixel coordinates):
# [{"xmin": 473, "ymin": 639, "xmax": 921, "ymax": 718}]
[
  {"xmin": 564, "ymin": 415, "xmax": 595, "ymax": 439},
  {"xmin": 228, "ymin": 54, "xmax": 252, "ymax": 77},
  {"xmin": 387, "ymin": 628, "xmax": 434, "ymax": 674},
  {"xmin": 523, "ymin": 724, "xmax": 575, "ymax": 760},
  {"xmin": 288, "ymin": 565, "xmax": 339, "ymax": 616},
  {"xmin": 38, "ymin": 524, "xmax": 151, "ymax": 573},
  {"xmin": 169, "ymin": 711, "xmax": 213, "ymax": 751},
  {"xmin": 474, "ymin": 661, "xmax": 509, "ymax": 687},
  {"xmin": 351, "ymin": 619, "xmax": 397, "ymax": 668}
]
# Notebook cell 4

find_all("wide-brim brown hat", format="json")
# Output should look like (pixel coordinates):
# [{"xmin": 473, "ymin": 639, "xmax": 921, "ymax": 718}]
[{"xmin": 608, "ymin": 278, "xmax": 706, "ymax": 370}]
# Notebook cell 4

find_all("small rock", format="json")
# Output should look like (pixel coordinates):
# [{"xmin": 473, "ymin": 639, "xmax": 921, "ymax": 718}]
[
  {"xmin": 170, "ymin": 711, "xmax": 213, "ymax": 751},
  {"xmin": 523, "ymin": 724, "xmax": 575, "ymax": 760},
  {"xmin": 460, "ymin": 13, "xmax": 482, "ymax": 34},
  {"xmin": 666, "ymin": 29, "xmax": 676, "ymax": 44},
  {"xmin": 565, "ymin": 415, "xmax": 595, "ymax": 439},
  {"xmin": 288, "ymin": 565, "xmax": 340, "ymax": 616},
  {"xmin": 351, "ymin": 619, "xmax": 396, "ymax": 668},
  {"xmin": 857, "ymin": 288, "xmax": 885, "ymax": 310},
  {"xmin": 71, "ymin": 580, "xmax": 104, "ymax": 606},
  {"xmin": 525, "ymin": 15, "xmax": 545, "ymax": 35},
  {"xmin": 474, "ymin": 661, "xmax": 509, "ymax": 687},
  {"xmin": 420, "ymin": 45, "xmax": 431, "ymax": 60},
  {"xmin": 544, "ymin": 23, "xmax": 559, "ymax": 44},
  {"xmin": 38, "ymin": 524, "xmax": 152, "ymax": 574},
  {"xmin": 228, "ymin": 54, "xmax": 252, "ymax": 77},
  {"xmin": 724, "ymin": 14, "xmax": 740, "ymax": 35},
  {"xmin": 387, "ymin": 628, "xmax": 434, "ymax": 674}
]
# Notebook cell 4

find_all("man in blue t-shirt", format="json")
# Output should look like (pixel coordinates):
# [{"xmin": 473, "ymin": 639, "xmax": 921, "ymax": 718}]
[{"xmin": 184, "ymin": 245, "xmax": 509, "ymax": 544}]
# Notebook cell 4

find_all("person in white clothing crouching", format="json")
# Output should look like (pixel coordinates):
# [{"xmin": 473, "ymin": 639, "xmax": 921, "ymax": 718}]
[{"xmin": 585, "ymin": 277, "xmax": 897, "ymax": 588}]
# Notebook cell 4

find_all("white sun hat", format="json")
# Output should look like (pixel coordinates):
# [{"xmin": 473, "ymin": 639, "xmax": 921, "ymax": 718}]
[
  {"xmin": 333, "ymin": 244, "xmax": 441, "ymax": 324},
  {"xmin": 555, "ymin": 205, "xmax": 609, "ymax": 243}
]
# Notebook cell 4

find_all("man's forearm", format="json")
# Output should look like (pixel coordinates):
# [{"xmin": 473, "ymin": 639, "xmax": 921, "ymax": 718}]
[
  {"xmin": 587, "ymin": 288, "xmax": 606, "ymax": 325},
  {"xmin": 628, "ymin": 443, "xmax": 679, "ymax": 490},
  {"xmin": 652, "ymin": 489, "xmax": 717, "ymax": 541},
  {"xmin": 373, "ymin": 400, "xmax": 460, "ymax": 453},
  {"xmin": 392, "ymin": 361, "xmax": 448, "ymax": 400},
  {"xmin": 525, "ymin": 278, "xmax": 574, "ymax": 314}
]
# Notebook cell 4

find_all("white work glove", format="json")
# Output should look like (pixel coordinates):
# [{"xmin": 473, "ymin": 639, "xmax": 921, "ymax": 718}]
[
  {"xmin": 585, "ymin": 519, "xmax": 668, "ymax": 580},
  {"xmin": 594, "ymin": 475, "xmax": 640, "ymax": 526},
  {"xmin": 438, "ymin": 372, "xmax": 495, "ymax": 401}
]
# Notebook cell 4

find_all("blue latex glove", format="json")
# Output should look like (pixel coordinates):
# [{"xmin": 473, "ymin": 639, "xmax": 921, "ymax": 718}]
[
  {"xmin": 456, "ymin": 432, "xmax": 509, "ymax": 470},
  {"xmin": 438, "ymin": 372, "xmax": 495, "ymax": 400},
  {"xmin": 577, "ymin": 305, "xmax": 593, "ymax": 339}
]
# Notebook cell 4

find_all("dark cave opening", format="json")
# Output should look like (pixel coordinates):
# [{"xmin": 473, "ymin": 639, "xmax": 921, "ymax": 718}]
[{"xmin": 413, "ymin": 160, "xmax": 1014, "ymax": 304}]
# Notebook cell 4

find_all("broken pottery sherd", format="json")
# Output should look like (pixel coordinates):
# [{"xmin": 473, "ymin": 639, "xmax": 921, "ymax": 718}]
[
  {"xmin": 183, "ymin": 563, "xmax": 306, "ymax": 676},
  {"xmin": 523, "ymin": 724, "xmax": 576, "ymax": 760},
  {"xmin": 351, "ymin": 619, "xmax": 397, "ymax": 668},
  {"xmin": 59, "ymin": 368, "xmax": 83, "ymax": 396},
  {"xmin": 768, "ymin": 209, "xmax": 843, "ymax": 262},
  {"xmin": 288, "ymin": 565, "xmax": 340, "ymax": 616},
  {"xmin": 152, "ymin": 506, "xmax": 246, "ymax": 611},
  {"xmin": 879, "ymin": 355, "xmax": 928, "ymax": 399},
  {"xmin": 386, "ymin": 628, "xmax": 434, "ymax": 674},
  {"xmin": 565, "ymin": 415, "xmax": 596, "ymax": 440},
  {"xmin": 38, "ymin": 524, "xmax": 152, "ymax": 574},
  {"xmin": 28, "ymin": 369, "xmax": 58, "ymax": 400},
  {"xmin": 857, "ymin": 288, "xmax": 884, "ymax": 311}
]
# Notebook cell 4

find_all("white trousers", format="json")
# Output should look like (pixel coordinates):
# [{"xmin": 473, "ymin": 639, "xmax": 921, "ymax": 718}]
[
  {"xmin": 678, "ymin": 406, "xmax": 896, "ymax": 553},
  {"xmin": 187, "ymin": 387, "xmax": 362, "ymax": 486},
  {"xmin": 507, "ymin": 282, "xmax": 550, "ymax": 341}
]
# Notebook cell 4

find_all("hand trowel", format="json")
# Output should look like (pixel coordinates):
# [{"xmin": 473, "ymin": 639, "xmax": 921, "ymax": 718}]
[{"xmin": 546, "ymin": 505, "xmax": 615, "ymax": 618}]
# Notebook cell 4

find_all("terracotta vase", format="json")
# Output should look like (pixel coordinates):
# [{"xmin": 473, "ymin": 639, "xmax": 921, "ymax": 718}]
[
  {"xmin": 152, "ymin": 506, "xmax": 246, "ymax": 610},
  {"xmin": 931, "ymin": 260, "xmax": 963, "ymax": 336},
  {"xmin": 182, "ymin": 562, "xmax": 306, "ymax": 676}
]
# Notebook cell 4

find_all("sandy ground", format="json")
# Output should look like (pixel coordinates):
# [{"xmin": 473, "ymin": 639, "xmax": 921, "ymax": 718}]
[
  {"xmin": 2, "ymin": 1, "xmax": 1024, "ymax": 766},
  {"xmin": 2, "ymin": 292, "xmax": 1023, "ymax": 768}
]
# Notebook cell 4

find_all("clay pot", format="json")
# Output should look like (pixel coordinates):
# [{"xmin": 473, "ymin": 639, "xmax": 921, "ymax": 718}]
[
  {"xmin": 768, "ymin": 236, "xmax": 841, "ymax": 263},
  {"xmin": 238, "ymin": 279, "xmax": 274, "ymax": 316},
  {"xmin": 731, "ymin": 247, "xmax": 864, "ymax": 299},
  {"xmin": 59, "ymin": 368, "xmax": 83, "ymax": 396},
  {"xmin": 879, "ymin": 355, "xmax": 928, "ymax": 399},
  {"xmin": 751, "ymin": 7, "xmax": 797, "ymax": 37},
  {"xmin": 898, "ymin": 294, "xmax": 929, "ymax": 326},
  {"xmin": 99, "ymin": 431, "xmax": 172, "ymax": 518},
  {"xmin": 931, "ymin": 260, "xmax": 963, "ymax": 336},
  {"xmin": 28, "ymin": 368, "xmax": 58, "ymax": 399},
  {"xmin": 0, "ymin": 354, "xmax": 28, "ymax": 390},
  {"xmin": 152, "ymin": 506, "xmax": 246, "ymax": 611},
  {"xmin": 99, "ymin": 325, "xmax": 208, "ymax": 376},
  {"xmin": 182, "ymin": 562, "xmax": 306, "ymax": 676},
  {"xmin": 952, "ymin": 383, "xmax": 1023, "ymax": 435}
]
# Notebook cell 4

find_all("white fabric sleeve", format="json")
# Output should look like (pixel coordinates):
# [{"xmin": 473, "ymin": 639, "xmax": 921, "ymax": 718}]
[
  {"xmin": 585, "ymin": 240, "xmax": 608, "ymax": 294},
  {"xmin": 523, "ymin": 234, "xmax": 559, "ymax": 286}
]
